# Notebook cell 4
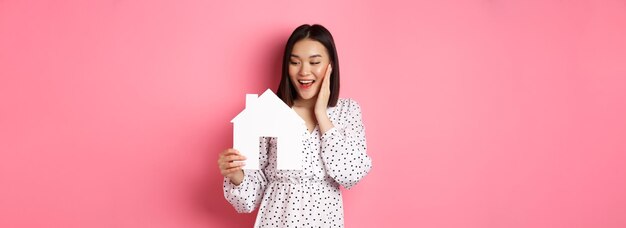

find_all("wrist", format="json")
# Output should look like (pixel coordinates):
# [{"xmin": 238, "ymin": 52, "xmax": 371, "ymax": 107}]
[
  {"xmin": 315, "ymin": 109, "xmax": 328, "ymax": 119},
  {"xmin": 316, "ymin": 114, "xmax": 334, "ymax": 134},
  {"xmin": 228, "ymin": 170, "xmax": 244, "ymax": 186}
]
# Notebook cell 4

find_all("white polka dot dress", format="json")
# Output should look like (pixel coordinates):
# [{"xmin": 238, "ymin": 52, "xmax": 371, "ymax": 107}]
[{"xmin": 223, "ymin": 98, "xmax": 373, "ymax": 227}]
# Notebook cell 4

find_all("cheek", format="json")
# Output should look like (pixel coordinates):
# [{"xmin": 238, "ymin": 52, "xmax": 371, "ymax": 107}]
[
  {"xmin": 288, "ymin": 72, "xmax": 300, "ymax": 87},
  {"xmin": 288, "ymin": 66, "xmax": 299, "ymax": 78},
  {"xmin": 312, "ymin": 66, "xmax": 326, "ymax": 76}
]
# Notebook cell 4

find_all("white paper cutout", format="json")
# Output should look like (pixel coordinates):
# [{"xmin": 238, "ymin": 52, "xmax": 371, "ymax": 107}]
[{"xmin": 231, "ymin": 89, "xmax": 306, "ymax": 170}]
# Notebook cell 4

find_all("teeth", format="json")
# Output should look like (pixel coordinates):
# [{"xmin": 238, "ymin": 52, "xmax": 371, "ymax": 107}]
[{"xmin": 298, "ymin": 80, "xmax": 314, "ymax": 84}]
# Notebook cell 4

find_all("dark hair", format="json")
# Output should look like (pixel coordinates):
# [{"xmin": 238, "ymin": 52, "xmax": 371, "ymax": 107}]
[{"xmin": 277, "ymin": 24, "xmax": 340, "ymax": 107}]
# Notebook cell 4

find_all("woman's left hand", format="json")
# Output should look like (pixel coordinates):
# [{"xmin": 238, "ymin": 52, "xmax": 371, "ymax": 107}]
[{"xmin": 315, "ymin": 63, "xmax": 332, "ymax": 116}]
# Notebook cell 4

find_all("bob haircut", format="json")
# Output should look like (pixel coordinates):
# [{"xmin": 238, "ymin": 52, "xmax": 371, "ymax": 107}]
[{"xmin": 277, "ymin": 24, "xmax": 340, "ymax": 107}]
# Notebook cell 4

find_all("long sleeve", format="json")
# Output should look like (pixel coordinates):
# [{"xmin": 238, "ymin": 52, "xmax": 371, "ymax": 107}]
[
  {"xmin": 223, "ymin": 170, "xmax": 267, "ymax": 213},
  {"xmin": 223, "ymin": 137, "xmax": 271, "ymax": 213},
  {"xmin": 320, "ymin": 99, "xmax": 373, "ymax": 189}
]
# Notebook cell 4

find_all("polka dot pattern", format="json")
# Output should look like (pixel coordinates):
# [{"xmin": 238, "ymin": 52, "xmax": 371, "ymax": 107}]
[{"xmin": 223, "ymin": 98, "xmax": 373, "ymax": 227}]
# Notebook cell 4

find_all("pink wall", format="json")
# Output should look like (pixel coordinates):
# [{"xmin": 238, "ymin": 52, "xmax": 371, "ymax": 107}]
[{"xmin": 1, "ymin": 0, "xmax": 625, "ymax": 227}]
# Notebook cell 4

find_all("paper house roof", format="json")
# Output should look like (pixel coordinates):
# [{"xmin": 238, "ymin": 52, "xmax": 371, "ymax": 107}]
[
  {"xmin": 231, "ymin": 89, "xmax": 304, "ymax": 125},
  {"xmin": 231, "ymin": 89, "xmax": 306, "ymax": 170}
]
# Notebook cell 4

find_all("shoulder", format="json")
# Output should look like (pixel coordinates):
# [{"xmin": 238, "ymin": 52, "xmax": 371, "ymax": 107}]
[
  {"xmin": 337, "ymin": 97, "xmax": 357, "ymax": 106},
  {"xmin": 335, "ymin": 98, "xmax": 362, "ymax": 113},
  {"xmin": 331, "ymin": 98, "xmax": 364, "ymax": 125}
]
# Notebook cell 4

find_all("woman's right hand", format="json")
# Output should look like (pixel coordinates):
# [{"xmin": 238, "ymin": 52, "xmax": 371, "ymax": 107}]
[{"xmin": 218, "ymin": 148, "xmax": 246, "ymax": 185}]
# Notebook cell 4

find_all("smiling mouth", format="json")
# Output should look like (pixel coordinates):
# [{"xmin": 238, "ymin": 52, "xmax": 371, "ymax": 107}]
[{"xmin": 298, "ymin": 80, "xmax": 315, "ymax": 89}]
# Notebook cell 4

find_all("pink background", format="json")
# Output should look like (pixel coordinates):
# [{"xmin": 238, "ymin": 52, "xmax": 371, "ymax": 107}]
[{"xmin": 2, "ymin": 0, "xmax": 625, "ymax": 227}]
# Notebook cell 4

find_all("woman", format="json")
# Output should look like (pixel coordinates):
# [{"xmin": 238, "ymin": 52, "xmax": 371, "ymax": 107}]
[{"xmin": 218, "ymin": 24, "xmax": 372, "ymax": 227}]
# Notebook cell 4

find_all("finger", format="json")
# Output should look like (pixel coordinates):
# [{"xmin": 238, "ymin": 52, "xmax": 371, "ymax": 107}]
[
  {"xmin": 326, "ymin": 65, "xmax": 332, "ymax": 83},
  {"xmin": 219, "ymin": 161, "xmax": 234, "ymax": 170},
  {"xmin": 221, "ymin": 150, "xmax": 241, "ymax": 157},
  {"xmin": 220, "ymin": 148, "xmax": 238, "ymax": 155},
  {"xmin": 323, "ymin": 74, "xmax": 331, "ymax": 90},
  {"xmin": 218, "ymin": 162, "xmax": 229, "ymax": 170},
  {"xmin": 222, "ymin": 167, "xmax": 243, "ymax": 175},
  {"xmin": 228, "ymin": 161, "xmax": 246, "ymax": 168},
  {"xmin": 218, "ymin": 156, "xmax": 226, "ymax": 165},
  {"xmin": 219, "ymin": 163, "xmax": 241, "ymax": 174},
  {"xmin": 220, "ymin": 154, "xmax": 245, "ymax": 165},
  {"xmin": 222, "ymin": 168, "xmax": 238, "ymax": 176},
  {"xmin": 226, "ymin": 154, "xmax": 247, "ymax": 162},
  {"xmin": 326, "ymin": 63, "xmax": 332, "ymax": 75},
  {"xmin": 224, "ymin": 164, "xmax": 244, "ymax": 173}
]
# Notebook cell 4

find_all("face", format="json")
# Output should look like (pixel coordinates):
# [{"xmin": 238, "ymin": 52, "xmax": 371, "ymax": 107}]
[{"xmin": 288, "ymin": 38, "xmax": 331, "ymax": 101}]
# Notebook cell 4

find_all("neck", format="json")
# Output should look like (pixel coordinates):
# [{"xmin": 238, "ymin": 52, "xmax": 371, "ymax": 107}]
[{"xmin": 293, "ymin": 96, "xmax": 317, "ymax": 110}]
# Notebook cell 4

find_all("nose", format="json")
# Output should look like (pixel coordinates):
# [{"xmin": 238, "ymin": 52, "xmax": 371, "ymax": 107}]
[{"xmin": 298, "ymin": 63, "xmax": 311, "ymax": 76}]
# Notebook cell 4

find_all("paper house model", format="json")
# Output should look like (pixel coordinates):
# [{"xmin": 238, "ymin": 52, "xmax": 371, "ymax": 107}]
[{"xmin": 231, "ymin": 89, "xmax": 306, "ymax": 170}]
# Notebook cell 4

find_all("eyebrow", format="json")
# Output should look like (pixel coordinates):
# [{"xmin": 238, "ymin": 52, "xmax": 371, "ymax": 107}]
[{"xmin": 290, "ymin": 54, "xmax": 322, "ymax": 58}]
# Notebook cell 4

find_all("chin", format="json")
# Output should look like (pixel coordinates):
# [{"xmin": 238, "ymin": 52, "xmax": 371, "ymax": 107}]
[
  {"xmin": 298, "ymin": 92, "xmax": 316, "ymax": 100},
  {"xmin": 293, "ymin": 84, "xmax": 320, "ymax": 101}
]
